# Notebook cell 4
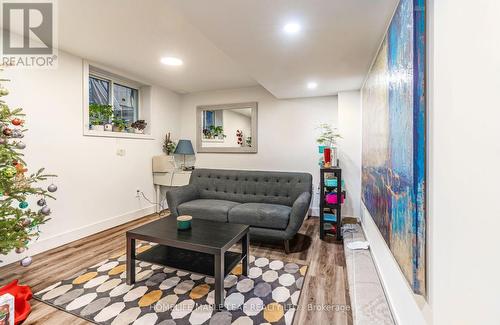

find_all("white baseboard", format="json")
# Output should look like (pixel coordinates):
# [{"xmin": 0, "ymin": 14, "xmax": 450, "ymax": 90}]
[
  {"xmin": 0, "ymin": 205, "xmax": 155, "ymax": 267},
  {"xmin": 309, "ymin": 207, "xmax": 320, "ymax": 217},
  {"xmin": 360, "ymin": 203, "xmax": 428, "ymax": 325}
]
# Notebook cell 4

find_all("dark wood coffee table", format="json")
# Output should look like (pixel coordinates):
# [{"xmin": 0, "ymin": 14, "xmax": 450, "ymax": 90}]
[{"xmin": 126, "ymin": 217, "xmax": 249, "ymax": 309}]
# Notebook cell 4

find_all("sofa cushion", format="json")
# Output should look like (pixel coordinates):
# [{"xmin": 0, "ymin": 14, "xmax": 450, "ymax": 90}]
[
  {"xmin": 177, "ymin": 199, "xmax": 239, "ymax": 223},
  {"xmin": 228, "ymin": 203, "xmax": 291, "ymax": 230}
]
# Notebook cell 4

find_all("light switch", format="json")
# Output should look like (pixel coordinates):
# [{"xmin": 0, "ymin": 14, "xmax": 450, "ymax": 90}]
[{"xmin": 116, "ymin": 148, "xmax": 126, "ymax": 156}]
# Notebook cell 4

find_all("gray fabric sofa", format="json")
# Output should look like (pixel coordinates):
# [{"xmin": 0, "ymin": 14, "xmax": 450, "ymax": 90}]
[{"xmin": 166, "ymin": 168, "xmax": 312, "ymax": 252}]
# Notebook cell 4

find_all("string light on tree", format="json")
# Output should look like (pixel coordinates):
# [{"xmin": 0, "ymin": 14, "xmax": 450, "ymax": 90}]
[{"xmin": 0, "ymin": 71, "xmax": 57, "ymax": 267}]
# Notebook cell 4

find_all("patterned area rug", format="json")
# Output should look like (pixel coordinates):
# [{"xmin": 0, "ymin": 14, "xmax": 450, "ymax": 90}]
[{"xmin": 34, "ymin": 243, "xmax": 308, "ymax": 325}]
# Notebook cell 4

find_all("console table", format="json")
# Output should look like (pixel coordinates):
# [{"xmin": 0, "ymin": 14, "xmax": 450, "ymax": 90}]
[{"xmin": 152, "ymin": 155, "xmax": 192, "ymax": 212}]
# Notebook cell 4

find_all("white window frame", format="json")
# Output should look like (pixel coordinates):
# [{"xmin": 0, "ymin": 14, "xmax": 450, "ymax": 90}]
[{"xmin": 83, "ymin": 60, "xmax": 154, "ymax": 139}]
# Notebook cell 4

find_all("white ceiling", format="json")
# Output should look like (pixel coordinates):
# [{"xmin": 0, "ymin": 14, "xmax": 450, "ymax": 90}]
[{"xmin": 58, "ymin": 0, "xmax": 397, "ymax": 98}]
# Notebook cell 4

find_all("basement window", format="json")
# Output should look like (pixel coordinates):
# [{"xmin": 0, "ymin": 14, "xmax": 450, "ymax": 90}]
[{"xmin": 83, "ymin": 61, "xmax": 153, "ymax": 139}]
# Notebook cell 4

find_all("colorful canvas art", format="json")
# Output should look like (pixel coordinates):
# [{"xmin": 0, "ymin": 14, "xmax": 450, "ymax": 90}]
[{"xmin": 361, "ymin": 0, "xmax": 426, "ymax": 294}]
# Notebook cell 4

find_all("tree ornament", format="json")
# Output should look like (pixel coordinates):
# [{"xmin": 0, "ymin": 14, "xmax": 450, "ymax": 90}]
[
  {"xmin": 11, "ymin": 118, "xmax": 22, "ymax": 126},
  {"xmin": 2, "ymin": 127, "xmax": 12, "ymax": 136},
  {"xmin": 15, "ymin": 163, "xmax": 24, "ymax": 173},
  {"xmin": 15, "ymin": 247, "xmax": 25, "ymax": 254},
  {"xmin": 2, "ymin": 166, "xmax": 17, "ymax": 178},
  {"xmin": 47, "ymin": 184, "xmax": 57, "ymax": 192},
  {"xmin": 16, "ymin": 141, "xmax": 26, "ymax": 149},
  {"xmin": 41, "ymin": 206, "xmax": 51, "ymax": 215},
  {"xmin": 21, "ymin": 218, "xmax": 31, "ymax": 227},
  {"xmin": 19, "ymin": 201, "xmax": 28, "ymax": 209},
  {"xmin": 11, "ymin": 129, "xmax": 23, "ymax": 138},
  {"xmin": 37, "ymin": 198, "xmax": 46, "ymax": 206},
  {"xmin": 0, "ymin": 137, "xmax": 6, "ymax": 145},
  {"xmin": 20, "ymin": 256, "xmax": 32, "ymax": 267},
  {"xmin": 0, "ymin": 87, "xmax": 9, "ymax": 96}
]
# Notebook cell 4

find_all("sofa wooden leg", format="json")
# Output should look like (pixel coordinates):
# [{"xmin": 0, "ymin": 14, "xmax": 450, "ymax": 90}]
[{"xmin": 284, "ymin": 239, "xmax": 290, "ymax": 254}]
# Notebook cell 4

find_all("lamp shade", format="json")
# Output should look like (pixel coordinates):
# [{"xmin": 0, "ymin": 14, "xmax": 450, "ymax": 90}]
[{"xmin": 174, "ymin": 139, "xmax": 195, "ymax": 155}]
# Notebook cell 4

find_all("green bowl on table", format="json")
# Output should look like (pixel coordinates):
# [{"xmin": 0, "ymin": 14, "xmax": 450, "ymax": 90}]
[{"xmin": 177, "ymin": 215, "xmax": 192, "ymax": 230}]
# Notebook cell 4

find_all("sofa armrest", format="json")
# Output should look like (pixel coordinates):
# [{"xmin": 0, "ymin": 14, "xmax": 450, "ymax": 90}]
[
  {"xmin": 166, "ymin": 184, "xmax": 199, "ymax": 217},
  {"xmin": 285, "ymin": 191, "xmax": 312, "ymax": 238}
]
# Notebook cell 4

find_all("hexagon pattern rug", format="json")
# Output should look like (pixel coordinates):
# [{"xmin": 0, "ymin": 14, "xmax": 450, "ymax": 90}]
[{"xmin": 34, "ymin": 243, "xmax": 308, "ymax": 325}]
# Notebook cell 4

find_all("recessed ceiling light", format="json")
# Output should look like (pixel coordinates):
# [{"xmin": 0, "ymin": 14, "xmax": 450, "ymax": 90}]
[
  {"xmin": 307, "ymin": 82, "xmax": 318, "ymax": 89},
  {"xmin": 283, "ymin": 23, "xmax": 301, "ymax": 34},
  {"xmin": 161, "ymin": 57, "xmax": 183, "ymax": 66}
]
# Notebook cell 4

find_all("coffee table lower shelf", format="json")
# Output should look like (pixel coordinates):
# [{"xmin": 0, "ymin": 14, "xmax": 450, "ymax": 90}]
[{"xmin": 136, "ymin": 245, "xmax": 243, "ymax": 278}]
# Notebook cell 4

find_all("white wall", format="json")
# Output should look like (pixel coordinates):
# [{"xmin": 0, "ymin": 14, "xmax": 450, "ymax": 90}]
[
  {"xmin": 0, "ymin": 50, "xmax": 182, "ymax": 266},
  {"xmin": 428, "ymin": 0, "xmax": 500, "ymax": 324},
  {"xmin": 337, "ymin": 91, "xmax": 362, "ymax": 218},
  {"xmin": 179, "ymin": 86, "xmax": 338, "ymax": 214},
  {"xmin": 360, "ymin": 1, "xmax": 500, "ymax": 324}
]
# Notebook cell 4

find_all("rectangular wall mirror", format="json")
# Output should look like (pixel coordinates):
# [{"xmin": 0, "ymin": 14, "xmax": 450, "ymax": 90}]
[{"xmin": 196, "ymin": 102, "xmax": 258, "ymax": 153}]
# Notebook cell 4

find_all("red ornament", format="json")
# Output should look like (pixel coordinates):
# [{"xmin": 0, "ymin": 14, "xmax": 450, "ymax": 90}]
[
  {"xmin": 11, "ymin": 118, "xmax": 23, "ymax": 126},
  {"xmin": 0, "ymin": 280, "xmax": 32, "ymax": 325},
  {"xmin": 15, "ymin": 163, "xmax": 26, "ymax": 173},
  {"xmin": 2, "ymin": 127, "xmax": 12, "ymax": 136}
]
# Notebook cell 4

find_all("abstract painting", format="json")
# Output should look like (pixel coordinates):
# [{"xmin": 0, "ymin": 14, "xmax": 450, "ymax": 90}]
[{"xmin": 361, "ymin": 0, "xmax": 426, "ymax": 295}]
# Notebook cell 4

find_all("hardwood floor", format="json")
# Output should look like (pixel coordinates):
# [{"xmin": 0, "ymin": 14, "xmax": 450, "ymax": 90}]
[{"xmin": 0, "ymin": 213, "xmax": 352, "ymax": 325}]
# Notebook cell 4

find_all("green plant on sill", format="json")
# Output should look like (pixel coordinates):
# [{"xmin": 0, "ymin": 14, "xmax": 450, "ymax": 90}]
[
  {"xmin": 203, "ymin": 125, "xmax": 226, "ymax": 139},
  {"xmin": 112, "ymin": 118, "xmax": 127, "ymax": 131},
  {"xmin": 131, "ymin": 119, "xmax": 147, "ymax": 131},
  {"xmin": 316, "ymin": 123, "xmax": 342, "ymax": 146},
  {"xmin": 89, "ymin": 103, "xmax": 113, "ymax": 126}
]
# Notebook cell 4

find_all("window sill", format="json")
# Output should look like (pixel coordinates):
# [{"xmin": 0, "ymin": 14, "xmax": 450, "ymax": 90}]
[
  {"xmin": 83, "ymin": 130, "xmax": 155, "ymax": 140},
  {"xmin": 202, "ymin": 138, "xmax": 225, "ymax": 143}
]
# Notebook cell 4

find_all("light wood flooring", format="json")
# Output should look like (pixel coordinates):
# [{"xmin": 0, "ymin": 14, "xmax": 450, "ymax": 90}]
[{"xmin": 0, "ymin": 213, "xmax": 352, "ymax": 325}]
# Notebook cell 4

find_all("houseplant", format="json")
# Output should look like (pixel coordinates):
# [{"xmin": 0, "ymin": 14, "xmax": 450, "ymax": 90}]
[
  {"xmin": 316, "ymin": 123, "xmax": 341, "ymax": 148},
  {"xmin": 131, "ymin": 120, "xmax": 147, "ymax": 134},
  {"xmin": 316, "ymin": 123, "xmax": 341, "ymax": 166},
  {"xmin": 163, "ymin": 132, "xmax": 176, "ymax": 155},
  {"xmin": 203, "ymin": 125, "xmax": 226, "ymax": 139},
  {"xmin": 112, "ymin": 118, "xmax": 127, "ymax": 132},
  {"xmin": 89, "ymin": 104, "xmax": 113, "ymax": 131}
]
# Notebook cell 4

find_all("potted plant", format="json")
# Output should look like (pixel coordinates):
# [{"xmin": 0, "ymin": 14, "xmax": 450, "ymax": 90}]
[
  {"xmin": 316, "ymin": 123, "xmax": 341, "ymax": 150},
  {"xmin": 112, "ymin": 118, "xmax": 127, "ymax": 132},
  {"xmin": 163, "ymin": 132, "xmax": 176, "ymax": 155},
  {"xmin": 131, "ymin": 120, "xmax": 147, "ymax": 134},
  {"xmin": 89, "ymin": 104, "xmax": 113, "ymax": 131}
]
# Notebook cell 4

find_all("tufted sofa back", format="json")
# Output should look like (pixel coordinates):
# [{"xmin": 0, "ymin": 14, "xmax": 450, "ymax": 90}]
[{"xmin": 189, "ymin": 168, "xmax": 312, "ymax": 206}]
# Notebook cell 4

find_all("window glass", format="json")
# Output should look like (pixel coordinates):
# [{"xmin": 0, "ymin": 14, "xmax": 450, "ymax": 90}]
[
  {"xmin": 89, "ymin": 76, "xmax": 110, "ymax": 105},
  {"xmin": 113, "ymin": 83, "xmax": 138, "ymax": 124}
]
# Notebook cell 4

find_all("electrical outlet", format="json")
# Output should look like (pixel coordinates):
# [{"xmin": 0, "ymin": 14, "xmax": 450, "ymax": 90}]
[
  {"xmin": 136, "ymin": 189, "xmax": 140, "ymax": 198},
  {"xmin": 116, "ymin": 148, "xmax": 126, "ymax": 156}
]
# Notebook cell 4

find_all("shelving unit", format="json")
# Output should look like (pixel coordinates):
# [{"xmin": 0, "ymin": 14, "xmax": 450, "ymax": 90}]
[{"xmin": 319, "ymin": 167, "xmax": 344, "ymax": 240}]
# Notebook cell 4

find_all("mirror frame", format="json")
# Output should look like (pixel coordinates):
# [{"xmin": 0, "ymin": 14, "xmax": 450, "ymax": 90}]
[{"xmin": 196, "ymin": 102, "xmax": 258, "ymax": 153}]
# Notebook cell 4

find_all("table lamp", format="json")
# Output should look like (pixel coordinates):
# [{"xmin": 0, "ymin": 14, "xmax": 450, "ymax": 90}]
[{"xmin": 174, "ymin": 139, "xmax": 195, "ymax": 170}]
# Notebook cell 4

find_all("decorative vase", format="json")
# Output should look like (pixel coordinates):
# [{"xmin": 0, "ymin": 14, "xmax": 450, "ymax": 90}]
[
  {"xmin": 324, "ymin": 147, "xmax": 332, "ymax": 165},
  {"xmin": 112, "ymin": 126, "xmax": 121, "ymax": 132},
  {"xmin": 104, "ymin": 123, "xmax": 112, "ymax": 131},
  {"xmin": 134, "ymin": 128, "xmax": 144, "ymax": 134},
  {"xmin": 90, "ymin": 125, "xmax": 104, "ymax": 132}
]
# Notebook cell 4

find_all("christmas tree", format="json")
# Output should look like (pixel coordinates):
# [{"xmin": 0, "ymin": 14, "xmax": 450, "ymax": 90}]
[{"xmin": 0, "ymin": 74, "xmax": 56, "ymax": 265}]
